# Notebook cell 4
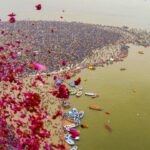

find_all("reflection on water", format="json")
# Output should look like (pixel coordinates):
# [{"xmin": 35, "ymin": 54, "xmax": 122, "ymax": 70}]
[{"xmin": 70, "ymin": 45, "xmax": 150, "ymax": 150}]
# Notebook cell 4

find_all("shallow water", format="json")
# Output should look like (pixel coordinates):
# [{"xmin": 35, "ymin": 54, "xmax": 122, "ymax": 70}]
[{"xmin": 69, "ymin": 45, "xmax": 150, "ymax": 150}]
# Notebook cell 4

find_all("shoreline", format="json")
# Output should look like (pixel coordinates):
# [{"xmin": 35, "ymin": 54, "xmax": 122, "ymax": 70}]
[{"xmin": 28, "ymin": 43, "xmax": 129, "ymax": 79}]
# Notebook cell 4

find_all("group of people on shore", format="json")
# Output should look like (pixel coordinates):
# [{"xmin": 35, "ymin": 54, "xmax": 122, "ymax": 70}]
[{"xmin": 0, "ymin": 21, "xmax": 125, "ymax": 74}]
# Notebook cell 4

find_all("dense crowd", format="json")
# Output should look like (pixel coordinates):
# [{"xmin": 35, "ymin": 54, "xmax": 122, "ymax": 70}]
[{"xmin": 0, "ymin": 21, "xmax": 124, "ymax": 73}]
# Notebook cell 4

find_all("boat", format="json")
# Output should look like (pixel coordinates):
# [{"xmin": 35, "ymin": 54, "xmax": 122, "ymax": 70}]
[
  {"xmin": 65, "ymin": 117, "xmax": 75, "ymax": 123},
  {"xmin": 120, "ymin": 68, "xmax": 126, "ymax": 71},
  {"xmin": 64, "ymin": 124, "xmax": 76, "ymax": 130},
  {"xmin": 64, "ymin": 108, "xmax": 84, "ymax": 125},
  {"xmin": 85, "ymin": 92, "xmax": 97, "ymax": 96},
  {"xmin": 65, "ymin": 135, "xmax": 75, "ymax": 145},
  {"xmin": 78, "ymin": 111, "xmax": 84, "ymax": 119},
  {"xmin": 73, "ymin": 136, "xmax": 80, "ymax": 140},
  {"xmin": 63, "ymin": 101, "xmax": 71, "ymax": 108},
  {"xmin": 91, "ymin": 94, "xmax": 99, "ymax": 98},
  {"xmin": 70, "ymin": 146, "xmax": 78, "ymax": 150},
  {"xmin": 88, "ymin": 66, "xmax": 96, "ymax": 70},
  {"xmin": 76, "ymin": 91, "xmax": 83, "ymax": 97},
  {"xmin": 76, "ymin": 86, "xmax": 83, "ymax": 91},
  {"xmin": 72, "ymin": 108, "xmax": 78, "ymax": 115},
  {"xmin": 89, "ymin": 104, "xmax": 102, "ymax": 111},
  {"xmin": 69, "ymin": 82, "xmax": 76, "ymax": 87},
  {"xmin": 68, "ymin": 129, "xmax": 80, "ymax": 139},
  {"xmin": 138, "ymin": 51, "xmax": 144, "ymax": 54},
  {"xmin": 74, "ymin": 119, "xmax": 81, "ymax": 125},
  {"xmin": 69, "ymin": 89, "xmax": 77, "ymax": 95},
  {"xmin": 64, "ymin": 112, "xmax": 69, "ymax": 118},
  {"xmin": 69, "ymin": 111, "xmax": 76, "ymax": 117},
  {"xmin": 55, "ymin": 79, "xmax": 63, "ymax": 86},
  {"xmin": 68, "ymin": 108, "xmax": 79, "ymax": 118},
  {"xmin": 81, "ymin": 123, "xmax": 88, "ymax": 128}
]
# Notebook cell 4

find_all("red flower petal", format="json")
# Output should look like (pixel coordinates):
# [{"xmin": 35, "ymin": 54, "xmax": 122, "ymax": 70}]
[{"xmin": 35, "ymin": 4, "xmax": 42, "ymax": 10}]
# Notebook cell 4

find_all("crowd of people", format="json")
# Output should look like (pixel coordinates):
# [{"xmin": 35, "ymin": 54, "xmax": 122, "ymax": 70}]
[
  {"xmin": 0, "ymin": 20, "xmax": 150, "ymax": 149},
  {"xmin": 0, "ymin": 21, "xmax": 125, "ymax": 73}
]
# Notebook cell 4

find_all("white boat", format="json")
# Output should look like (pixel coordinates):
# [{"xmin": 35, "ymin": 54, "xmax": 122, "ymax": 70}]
[
  {"xmin": 64, "ymin": 124, "xmax": 76, "ymax": 130},
  {"xmin": 78, "ymin": 111, "xmax": 84, "ymax": 119},
  {"xmin": 72, "ymin": 108, "xmax": 78, "ymax": 114},
  {"xmin": 73, "ymin": 136, "xmax": 80, "ymax": 141},
  {"xmin": 85, "ymin": 92, "xmax": 96, "ymax": 96},
  {"xmin": 65, "ymin": 138, "xmax": 75, "ymax": 145},
  {"xmin": 71, "ymin": 146, "xmax": 78, "ymax": 150},
  {"xmin": 76, "ymin": 91, "xmax": 83, "ymax": 97},
  {"xmin": 65, "ymin": 134, "xmax": 75, "ymax": 145},
  {"xmin": 79, "ymin": 87, "xmax": 83, "ymax": 91}
]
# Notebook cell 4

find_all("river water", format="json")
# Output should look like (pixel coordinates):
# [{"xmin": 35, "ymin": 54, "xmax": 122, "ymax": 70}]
[{"xmin": 70, "ymin": 45, "xmax": 150, "ymax": 150}]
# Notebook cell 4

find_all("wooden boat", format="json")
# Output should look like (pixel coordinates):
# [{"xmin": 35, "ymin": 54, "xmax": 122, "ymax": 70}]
[
  {"xmin": 138, "ymin": 51, "xmax": 144, "ymax": 54},
  {"xmin": 85, "ymin": 92, "xmax": 96, "ymax": 96},
  {"xmin": 89, "ymin": 104, "xmax": 102, "ymax": 111},
  {"xmin": 81, "ymin": 123, "xmax": 89, "ymax": 128}
]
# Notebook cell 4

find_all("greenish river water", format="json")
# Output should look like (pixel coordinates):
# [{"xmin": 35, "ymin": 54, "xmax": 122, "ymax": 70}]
[{"xmin": 70, "ymin": 45, "xmax": 150, "ymax": 150}]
